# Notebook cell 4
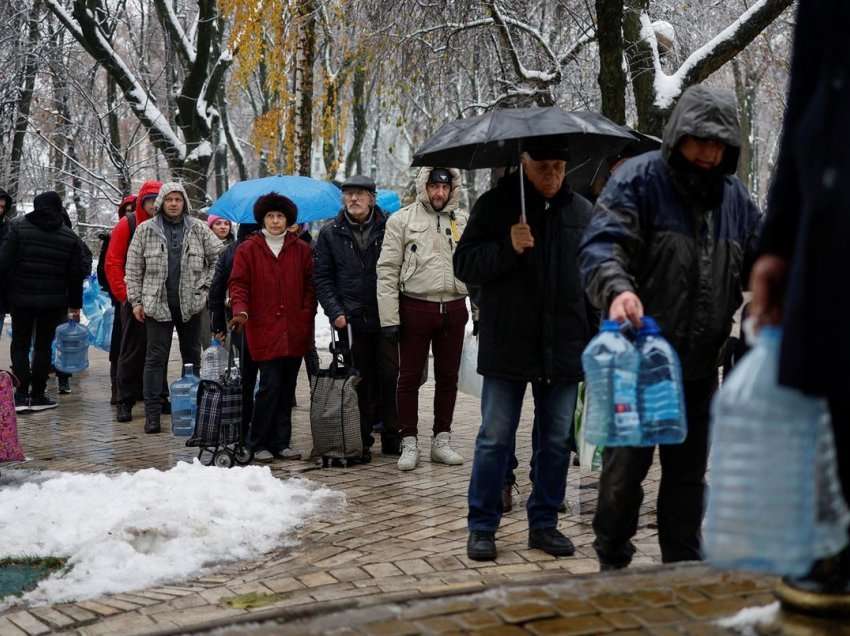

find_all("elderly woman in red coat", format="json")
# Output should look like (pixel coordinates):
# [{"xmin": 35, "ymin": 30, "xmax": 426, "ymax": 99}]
[{"xmin": 228, "ymin": 193, "xmax": 316, "ymax": 462}]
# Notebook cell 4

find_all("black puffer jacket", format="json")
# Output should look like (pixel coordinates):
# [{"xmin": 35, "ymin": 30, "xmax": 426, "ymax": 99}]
[
  {"xmin": 579, "ymin": 85, "xmax": 762, "ymax": 381},
  {"xmin": 0, "ymin": 191, "xmax": 88, "ymax": 310},
  {"xmin": 0, "ymin": 188, "xmax": 12, "ymax": 314},
  {"xmin": 454, "ymin": 173, "xmax": 596, "ymax": 383},
  {"xmin": 313, "ymin": 207, "xmax": 388, "ymax": 332}
]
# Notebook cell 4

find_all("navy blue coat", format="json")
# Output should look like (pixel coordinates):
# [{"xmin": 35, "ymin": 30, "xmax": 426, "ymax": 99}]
[
  {"xmin": 313, "ymin": 208, "xmax": 387, "ymax": 333},
  {"xmin": 580, "ymin": 87, "xmax": 762, "ymax": 381}
]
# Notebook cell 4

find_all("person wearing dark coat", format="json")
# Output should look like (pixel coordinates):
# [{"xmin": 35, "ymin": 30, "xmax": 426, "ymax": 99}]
[
  {"xmin": 454, "ymin": 144, "xmax": 595, "ymax": 562},
  {"xmin": 579, "ymin": 85, "xmax": 762, "ymax": 570},
  {"xmin": 750, "ymin": 1, "xmax": 850, "ymax": 614},
  {"xmin": 228, "ymin": 193, "xmax": 316, "ymax": 462},
  {"xmin": 0, "ymin": 188, "xmax": 13, "ymax": 335},
  {"xmin": 210, "ymin": 222, "xmax": 260, "ymax": 439},
  {"xmin": 313, "ymin": 174, "xmax": 401, "ymax": 460},
  {"xmin": 0, "ymin": 191, "xmax": 88, "ymax": 411}
]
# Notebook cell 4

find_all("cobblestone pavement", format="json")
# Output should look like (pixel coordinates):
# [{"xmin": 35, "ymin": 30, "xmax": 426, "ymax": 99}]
[{"xmin": 0, "ymin": 345, "xmax": 804, "ymax": 635}]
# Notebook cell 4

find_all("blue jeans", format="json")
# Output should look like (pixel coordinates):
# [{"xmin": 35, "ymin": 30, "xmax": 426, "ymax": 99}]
[{"xmin": 468, "ymin": 377, "xmax": 578, "ymax": 532}]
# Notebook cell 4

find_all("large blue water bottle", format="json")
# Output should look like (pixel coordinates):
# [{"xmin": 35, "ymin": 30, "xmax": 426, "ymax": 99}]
[
  {"xmin": 54, "ymin": 320, "xmax": 90, "ymax": 373},
  {"xmin": 200, "ymin": 338, "xmax": 228, "ymax": 381},
  {"xmin": 704, "ymin": 327, "xmax": 844, "ymax": 576},
  {"xmin": 170, "ymin": 364, "xmax": 200, "ymax": 436},
  {"xmin": 581, "ymin": 320, "xmax": 640, "ymax": 446},
  {"xmin": 636, "ymin": 317, "xmax": 686, "ymax": 445}
]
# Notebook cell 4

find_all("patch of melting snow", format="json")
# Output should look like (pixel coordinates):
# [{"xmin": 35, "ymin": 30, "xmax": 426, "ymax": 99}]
[
  {"xmin": 0, "ymin": 461, "xmax": 344, "ymax": 606},
  {"xmin": 716, "ymin": 601, "xmax": 780, "ymax": 633}
]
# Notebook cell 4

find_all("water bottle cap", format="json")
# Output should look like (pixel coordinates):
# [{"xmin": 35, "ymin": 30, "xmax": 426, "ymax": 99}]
[
  {"xmin": 601, "ymin": 320, "xmax": 622, "ymax": 332},
  {"xmin": 638, "ymin": 316, "xmax": 661, "ymax": 335},
  {"xmin": 211, "ymin": 338, "xmax": 219, "ymax": 346},
  {"xmin": 183, "ymin": 363, "xmax": 194, "ymax": 375}
]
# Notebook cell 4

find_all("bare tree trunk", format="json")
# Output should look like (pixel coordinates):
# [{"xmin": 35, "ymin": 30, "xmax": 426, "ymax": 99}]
[
  {"xmin": 623, "ymin": 0, "xmax": 665, "ymax": 136},
  {"xmin": 293, "ymin": 0, "xmax": 317, "ymax": 176},
  {"xmin": 595, "ymin": 0, "xmax": 626, "ymax": 125},
  {"xmin": 322, "ymin": 73, "xmax": 340, "ymax": 177},
  {"xmin": 106, "ymin": 76, "xmax": 132, "ymax": 196},
  {"xmin": 346, "ymin": 65, "xmax": 368, "ymax": 177},
  {"xmin": 8, "ymin": 0, "xmax": 42, "ymax": 214},
  {"xmin": 733, "ymin": 58, "xmax": 759, "ymax": 198}
]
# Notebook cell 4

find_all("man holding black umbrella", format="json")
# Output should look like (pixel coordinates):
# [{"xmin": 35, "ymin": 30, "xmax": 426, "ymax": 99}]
[{"xmin": 454, "ymin": 144, "xmax": 596, "ymax": 561}]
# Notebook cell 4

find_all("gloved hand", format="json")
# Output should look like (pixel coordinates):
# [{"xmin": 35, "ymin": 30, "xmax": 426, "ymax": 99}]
[
  {"xmin": 381, "ymin": 325, "xmax": 400, "ymax": 344},
  {"xmin": 472, "ymin": 320, "xmax": 479, "ymax": 336}
]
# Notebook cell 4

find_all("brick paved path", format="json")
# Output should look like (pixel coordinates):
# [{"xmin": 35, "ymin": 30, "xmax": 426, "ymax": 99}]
[{"xmin": 0, "ymin": 345, "xmax": 797, "ymax": 635}]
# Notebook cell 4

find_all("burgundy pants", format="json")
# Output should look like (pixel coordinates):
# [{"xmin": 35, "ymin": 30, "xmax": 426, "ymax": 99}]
[{"xmin": 397, "ymin": 296, "xmax": 467, "ymax": 438}]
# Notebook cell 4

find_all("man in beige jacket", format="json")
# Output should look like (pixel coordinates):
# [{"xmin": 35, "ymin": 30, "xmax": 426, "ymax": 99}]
[{"xmin": 377, "ymin": 167, "xmax": 468, "ymax": 471}]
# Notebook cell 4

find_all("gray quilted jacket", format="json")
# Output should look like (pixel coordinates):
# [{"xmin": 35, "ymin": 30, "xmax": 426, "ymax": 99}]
[{"xmin": 125, "ymin": 182, "xmax": 223, "ymax": 322}]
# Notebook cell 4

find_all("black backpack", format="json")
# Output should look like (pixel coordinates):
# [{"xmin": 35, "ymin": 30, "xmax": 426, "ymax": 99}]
[{"xmin": 97, "ymin": 213, "xmax": 136, "ymax": 303}]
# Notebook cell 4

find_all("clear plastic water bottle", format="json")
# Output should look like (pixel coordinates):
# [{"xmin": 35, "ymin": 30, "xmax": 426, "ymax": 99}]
[
  {"xmin": 581, "ymin": 320, "xmax": 640, "ymax": 446},
  {"xmin": 636, "ymin": 317, "xmax": 687, "ymax": 445},
  {"xmin": 200, "ymin": 338, "xmax": 228, "ymax": 381},
  {"xmin": 704, "ymin": 327, "xmax": 842, "ymax": 576},
  {"xmin": 170, "ymin": 364, "xmax": 200, "ymax": 437},
  {"xmin": 54, "ymin": 320, "xmax": 90, "ymax": 373}
]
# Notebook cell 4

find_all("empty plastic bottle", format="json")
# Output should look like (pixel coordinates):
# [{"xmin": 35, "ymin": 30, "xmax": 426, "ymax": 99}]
[
  {"xmin": 170, "ymin": 364, "xmax": 200, "ymax": 437},
  {"xmin": 54, "ymin": 320, "xmax": 90, "ymax": 373},
  {"xmin": 636, "ymin": 317, "xmax": 687, "ymax": 445},
  {"xmin": 581, "ymin": 320, "xmax": 640, "ymax": 446},
  {"xmin": 200, "ymin": 338, "xmax": 228, "ymax": 381},
  {"xmin": 704, "ymin": 327, "xmax": 842, "ymax": 576}
]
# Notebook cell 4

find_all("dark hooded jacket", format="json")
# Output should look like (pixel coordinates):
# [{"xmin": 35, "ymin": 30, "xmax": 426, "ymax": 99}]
[
  {"xmin": 0, "ymin": 188, "xmax": 13, "ymax": 314},
  {"xmin": 0, "ymin": 191, "xmax": 87, "ymax": 310},
  {"xmin": 313, "ymin": 207, "xmax": 388, "ymax": 332},
  {"xmin": 579, "ymin": 85, "xmax": 762, "ymax": 380},
  {"xmin": 209, "ymin": 223, "xmax": 260, "ymax": 333},
  {"xmin": 454, "ymin": 173, "xmax": 596, "ymax": 383}
]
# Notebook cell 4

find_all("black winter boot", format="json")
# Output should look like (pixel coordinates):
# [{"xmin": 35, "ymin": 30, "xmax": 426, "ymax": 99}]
[
  {"xmin": 144, "ymin": 413, "xmax": 161, "ymax": 434},
  {"xmin": 116, "ymin": 402, "xmax": 133, "ymax": 423}
]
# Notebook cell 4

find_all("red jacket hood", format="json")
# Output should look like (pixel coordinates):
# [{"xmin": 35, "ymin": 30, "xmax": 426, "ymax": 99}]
[
  {"xmin": 117, "ymin": 195, "xmax": 137, "ymax": 218},
  {"xmin": 134, "ymin": 180, "xmax": 162, "ymax": 222}
]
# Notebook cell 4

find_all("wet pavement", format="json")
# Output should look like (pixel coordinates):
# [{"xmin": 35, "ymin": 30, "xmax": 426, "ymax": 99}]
[{"xmin": 0, "ymin": 344, "xmax": 839, "ymax": 635}]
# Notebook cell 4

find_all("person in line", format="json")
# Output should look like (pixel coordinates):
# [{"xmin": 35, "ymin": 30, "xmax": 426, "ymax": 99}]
[
  {"xmin": 455, "ymin": 144, "xmax": 594, "ymax": 561},
  {"xmin": 579, "ymin": 84, "xmax": 762, "ymax": 570},
  {"xmin": 749, "ymin": 0, "xmax": 850, "ymax": 614},
  {"xmin": 210, "ymin": 222, "xmax": 260, "ymax": 444},
  {"xmin": 228, "ymin": 193, "xmax": 316, "ymax": 462},
  {"xmin": 314, "ymin": 175, "xmax": 401, "ymax": 461},
  {"xmin": 96, "ymin": 194, "xmax": 137, "ymax": 403},
  {"xmin": 377, "ymin": 167, "xmax": 468, "ymax": 471},
  {"xmin": 0, "ymin": 191, "xmax": 89, "ymax": 411},
  {"xmin": 199, "ymin": 214, "xmax": 235, "ymax": 349},
  {"xmin": 125, "ymin": 182, "xmax": 223, "ymax": 433},
  {"xmin": 0, "ymin": 188, "xmax": 13, "ymax": 338},
  {"xmin": 105, "ymin": 181, "xmax": 163, "ymax": 422}
]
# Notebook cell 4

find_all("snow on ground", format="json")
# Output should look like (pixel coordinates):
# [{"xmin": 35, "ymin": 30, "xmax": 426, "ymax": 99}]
[
  {"xmin": 0, "ymin": 461, "xmax": 344, "ymax": 606},
  {"xmin": 716, "ymin": 601, "xmax": 780, "ymax": 633}
]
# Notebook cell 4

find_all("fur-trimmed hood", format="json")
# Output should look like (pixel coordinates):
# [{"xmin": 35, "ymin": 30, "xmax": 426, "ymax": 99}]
[{"xmin": 415, "ymin": 167, "xmax": 463, "ymax": 214}]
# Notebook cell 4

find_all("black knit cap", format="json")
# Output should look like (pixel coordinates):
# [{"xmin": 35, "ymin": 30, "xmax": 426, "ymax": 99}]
[{"xmin": 253, "ymin": 192, "xmax": 298, "ymax": 226}]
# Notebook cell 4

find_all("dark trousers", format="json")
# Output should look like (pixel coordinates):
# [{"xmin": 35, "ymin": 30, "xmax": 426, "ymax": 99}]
[
  {"xmin": 251, "ymin": 357, "xmax": 300, "ymax": 453},
  {"xmin": 143, "ymin": 313, "xmax": 201, "ymax": 416},
  {"xmin": 232, "ymin": 330, "xmax": 259, "ymax": 438},
  {"xmin": 117, "ymin": 302, "xmax": 149, "ymax": 405},
  {"xmin": 340, "ymin": 326, "xmax": 400, "ymax": 448},
  {"xmin": 593, "ymin": 375, "xmax": 718, "ymax": 566},
  {"xmin": 108, "ymin": 301, "xmax": 123, "ymax": 398},
  {"xmin": 397, "ymin": 297, "xmax": 467, "ymax": 438},
  {"xmin": 10, "ymin": 307, "xmax": 65, "ymax": 396}
]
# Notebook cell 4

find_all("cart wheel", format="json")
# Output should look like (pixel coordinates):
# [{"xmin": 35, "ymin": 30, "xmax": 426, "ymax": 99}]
[
  {"xmin": 198, "ymin": 448, "xmax": 215, "ymax": 466},
  {"xmin": 341, "ymin": 458, "xmax": 348, "ymax": 468},
  {"xmin": 234, "ymin": 445, "xmax": 254, "ymax": 466},
  {"xmin": 213, "ymin": 449, "xmax": 234, "ymax": 468}
]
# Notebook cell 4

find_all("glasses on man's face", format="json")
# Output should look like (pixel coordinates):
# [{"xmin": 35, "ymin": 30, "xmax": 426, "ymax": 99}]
[{"xmin": 344, "ymin": 189, "xmax": 369, "ymax": 199}]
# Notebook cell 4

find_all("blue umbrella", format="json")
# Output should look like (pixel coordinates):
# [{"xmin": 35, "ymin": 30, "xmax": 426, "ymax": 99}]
[
  {"xmin": 376, "ymin": 189, "xmax": 402, "ymax": 213},
  {"xmin": 209, "ymin": 175, "xmax": 342, "ymax": 224}
]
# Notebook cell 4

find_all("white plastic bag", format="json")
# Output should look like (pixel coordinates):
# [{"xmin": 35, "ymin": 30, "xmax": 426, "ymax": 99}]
[
  {"xmin": 574, "ymin": 383, "xmax": 603, "ymax": 471},
  {"xmin": 458, "ymin": 332, "xmax": 483, "ymax": 398}
]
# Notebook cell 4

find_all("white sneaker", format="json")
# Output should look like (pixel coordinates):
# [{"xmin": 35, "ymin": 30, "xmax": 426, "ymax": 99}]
[
  {"xmin": 397, "ymin": 436, "xmax": 418, "ymax": 471},
  {"xmin": 431, "ymin": 432, "xmax": 464, "ymax": 465},
  {"xmin": 277, "ymin": 447, "xmax": 302, "ymax": 460},
  {"xmin": 254, "ymin": 450, "xmax": 274, "ymax": 462}
]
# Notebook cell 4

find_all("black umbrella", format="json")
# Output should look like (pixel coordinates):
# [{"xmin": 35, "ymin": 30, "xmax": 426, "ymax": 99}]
[{"xmin": 411, "ymin": 106, "xmax": 635, "ymax": 222}]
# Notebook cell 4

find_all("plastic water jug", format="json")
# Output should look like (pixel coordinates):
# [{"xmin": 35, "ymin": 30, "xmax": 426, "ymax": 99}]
[
  {"xmin": 704, "ymin": 327, "xmax": 849, "ymax": 576},
  {"xmin": 581, "ymin": 320, "xmax": 640, "ymax": 446},
  {"xmin": 170, "ymin": 364, "xmax": 200, "ymax": 436},
  {"xmin": 54, "ymin": 320, "xmax": 90, "ymax": 373},
  {"xmin": 200, "ymin": 338, "xmax": 228, "ymax": 381},
  {"xmin": 636, "ymin": 317, "xmax": 687, "ymax": 445}
]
